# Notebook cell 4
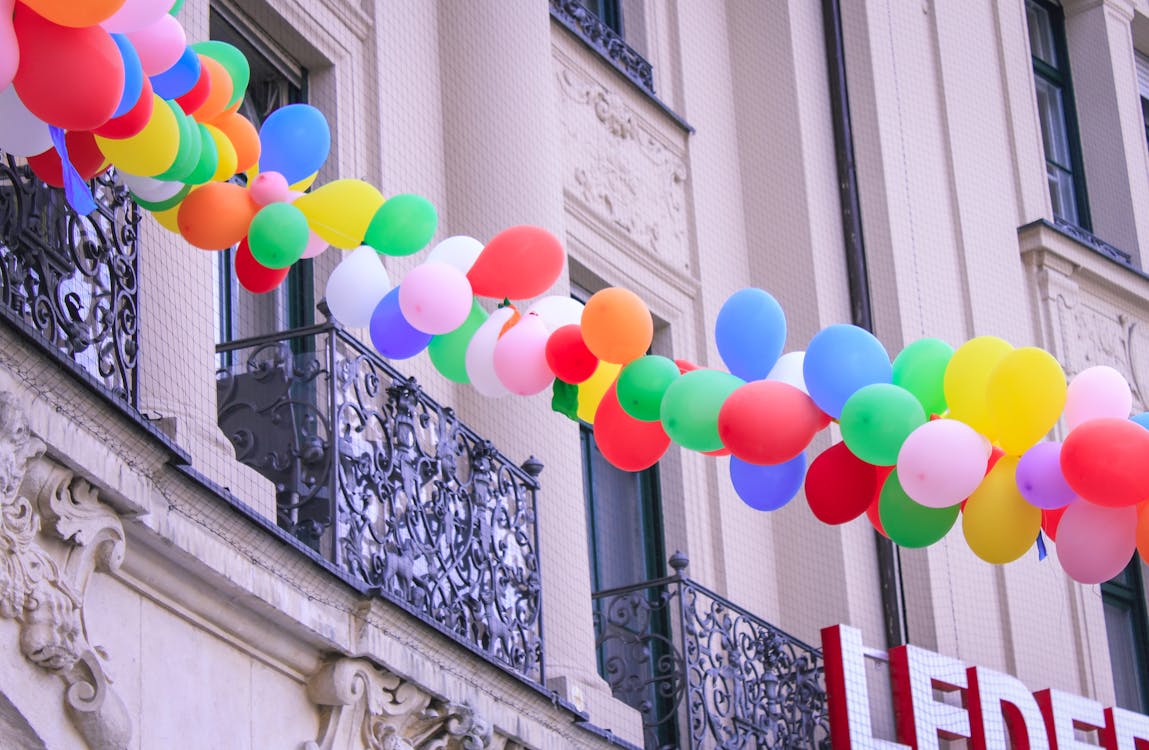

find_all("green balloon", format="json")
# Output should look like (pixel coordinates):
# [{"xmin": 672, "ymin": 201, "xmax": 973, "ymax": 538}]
[
  {"xmin": 879, "ymin": 470, "xmax": 959, "ymax": 548},
  {"xmin": 364, "ymin": 194, "xmax": 439, "ymax": 256},
  {"xmin": 169, "ymin": 0, "xmax": 186, "ymax": 15},
  {"xmin": 840, "ymin": 383, "xmax": 926, "ymax": 466},
  {"xmin": 191, "ymin": 41, "xmax": 251, "ymax": 110},
  {"xmin": 248, "ymin": 203, "xmax": 310, "ymax": 269},
  {"xmin": 617, "ymin": 355, "xmax": 680, "ymax": 422},
  {"xmin": 892, "ymin": 338, "xmax": 953, "ymax": 416},
  {"xmin": 183, "ymin": 123, "xmax": 219, "ymax": 186},
  {"xmin": 429, "ymin": 300, "xmax": 487, "ymax": 383},
  {"xmin": 154, "ymin": 102, "xmax": 200, "ymax": 183},
  {"xmin": 131, "ymin": 183, "xmax": 190, "ymax": 212},
  {"xmin": 660, "ymin": 369, "xmax": 744, "ymax": 452}
]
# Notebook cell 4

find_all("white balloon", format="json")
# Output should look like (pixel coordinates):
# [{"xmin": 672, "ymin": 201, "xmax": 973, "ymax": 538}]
[
  {"xmin": 119, "ymin": 172, "xmax": 185, "ymax": 203},
  {"xmin": 0, "ymin": 0, "xmax": 17, "ymax": 92},
  {"xmin": 0, "ymin": 85, "xmax": 53, "ymax": 157},
  {"xmin": 425, "ymin": 235, "xmax": 483, "ymax": 274},
  {"xmin": 325, "ymin": 246, "xmax": 392, "ymax": 328},
  {"xmin": 766, "ymin": 351, "xmax": 808, "ymax": 394},
  {"xmin": 466, "ymin": 306, "xmax": 516, "ymax": 398},
  {"xmin": 527, "ymin": 295, "xmax": 583, "ymax": 332}
]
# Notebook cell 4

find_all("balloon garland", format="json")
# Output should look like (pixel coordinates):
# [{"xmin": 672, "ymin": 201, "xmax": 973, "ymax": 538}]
[{"xmin": 3, "ymin": 0, "xmax": 1147, "ymax": 586}]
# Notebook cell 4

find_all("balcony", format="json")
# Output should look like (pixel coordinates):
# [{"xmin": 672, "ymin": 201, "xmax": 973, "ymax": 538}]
[{"xmin": 593, "ymin": 554, "xmax": 831, "ymax": 750}]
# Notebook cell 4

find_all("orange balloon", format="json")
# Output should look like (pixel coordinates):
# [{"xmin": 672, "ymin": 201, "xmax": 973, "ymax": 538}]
[
  {"xmin": 581, "ymin": 287, "xmax": 653, "ymax": 365},
  {"xmin": 211, "ymin": 111, "xmax": 260, "ymax": 173},
  {"xmin": 176, "ymin": 182, "xmax": 256, "ymax": 250},
  {"xmin": 17, "ymin": 0, "xmax": 127, "ymax": 27},
  {"xmin": 190, "ymin": 57, "xmax": 234, "ymax": 123},
  {"xmin": 1138, "ymin": 501, "xmax": 1149, "ymax": 560}
]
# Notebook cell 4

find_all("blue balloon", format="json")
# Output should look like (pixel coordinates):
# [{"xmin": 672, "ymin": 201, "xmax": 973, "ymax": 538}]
[
  {"xmin": 1132, "ymin": 412, "xmax": 1149, "ymax": 430},
  {"xmin": 258, "ymin": 104, "xmax": 331, "ymax": 185},
  {"xmin": 729, "ymin": 453, "xmax": 806, "ymax": 511},
  {"xmin": 715, "ymin": 288, "xmax": 786, "ymax": 381},
  {"xmin": 150, "ymin": 45, "xmax": 201, "ymax": 100},
  {"xmin": 370, "ymin": 288, "xmax": 431, "ymax": 360},
  {"xmin": 803, "ymin": 324, "xmax": 891, "ymax": 419},
  {"xmin": 111, "ymin": 35, "xmax": 144, "ymax": 119}
]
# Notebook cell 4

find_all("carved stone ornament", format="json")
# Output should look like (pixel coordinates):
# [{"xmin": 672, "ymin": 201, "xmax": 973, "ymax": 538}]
[
  {"xmin": 304, "ymin": 658, "xmax": 497, "ymax": 750},
  {"xmin": 0, "ymin": 390, "xmax": 130, "ymax": 749}
]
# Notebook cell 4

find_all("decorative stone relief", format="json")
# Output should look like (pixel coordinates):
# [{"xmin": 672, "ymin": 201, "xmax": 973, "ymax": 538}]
[
  {"xmin": 555, "ymin": 56, "xmax": 690, "ymax": 271},
  {"xmin": 0, "ymin": 390, "xmax": 130, "ymax": 749}
]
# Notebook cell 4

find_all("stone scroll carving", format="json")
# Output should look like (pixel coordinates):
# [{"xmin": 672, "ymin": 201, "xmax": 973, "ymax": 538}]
[{"xmin": 0, "ymin": 390, "xmax": 130, "ymax": 749}]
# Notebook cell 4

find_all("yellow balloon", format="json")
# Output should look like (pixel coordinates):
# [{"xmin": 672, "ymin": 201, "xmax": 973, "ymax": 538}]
[
  {"xmin": 202, "ymin": 123, "xmax": 238, "ymax": 182},
  {"xmin": 577, "ymin": 361, "xmax": 622, "ymax": 424},
  {"xmin": 294, "ymin": 179, "xmax": 385, "ymax": 249},
  {"xmin": 95, "ymin": 95, "xmax": 179, "ymax": 177},
  {"xmin": 151, "ymin": 203, "xmax": 182, "ymax": 233},
  {"xmin": 943, "ymin": 336, "xmax": 1013, "ymax": 438},
  {"xmin": 986, "ymin": 347, "xmax": 1066, "ymax": 455},
  {"xmin": 962, "ymin": 457, "xmax": 1041, "ymax": 564},
  {"xmin": 290, "ymin": 173, "xmax": 318, "ymax": 192}
]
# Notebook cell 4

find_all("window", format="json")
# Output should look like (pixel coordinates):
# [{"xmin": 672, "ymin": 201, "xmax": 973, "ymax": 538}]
[
  {"xmin": 1026, "ymin": 0, "xmax": 1091, "ymax": 229},
  {"xmin": 1101, "ymin": 558, "xmax": 1149, "ymax": 712},
  {"xmin": 582, "ymin": 0, "xmax": 622, "ymax": 36},
  {"xmin": 1136, "ymin": 52, "xmax": 1149, "ymax": 150}
]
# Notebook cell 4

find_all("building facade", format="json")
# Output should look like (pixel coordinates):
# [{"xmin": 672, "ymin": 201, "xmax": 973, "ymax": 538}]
[{"xmin": 0, "ymin": 0, "xmax": 1147, "ymax": 748}]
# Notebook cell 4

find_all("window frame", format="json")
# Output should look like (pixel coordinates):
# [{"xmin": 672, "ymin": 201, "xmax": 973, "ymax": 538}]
[{"xmin": 1101, "ymin": 557, "xmax": 1149, "ymax": 712}]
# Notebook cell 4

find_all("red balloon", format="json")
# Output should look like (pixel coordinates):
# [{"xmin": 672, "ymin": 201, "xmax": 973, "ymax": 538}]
[
  {"xmin": 1060, "ymin": 417, "xmax": 1149, "ymax": 507},
  {"xmin": 718, "ymin": 380, "xmax": 830, "ymax": 465},
  {"xmin": 467, "ymin": 225, "xmax": 564, "ymax": 300},
  {"xmin": 594, "ymin": 383, "xmax": 671, "ymax": 472},
  {"xmin": 93, "ymin": 76, "xmax": 154, "ymax": 139},
  {"xmin": 676, "ymin": 359, "xmax": 700, "ymax": 374},
  {"xmin": 545, "ymin": 324, "xmax": 597, "ymax": 384},
  {"xmin": 866, "ymin": 495, "xmax": 888, "ymax": 538},
  {"xmin": 234, "ymin": 240, "xmax": 288, "ymax": 294},
  {"xmin": 806, "ymin": 442, "xmax": 883, "ymax": 525},
  {"xmin": 12, "ymin": 5, "xmax": 125, "ymax": 131},
  {"xmin": 174, "ymin": 60, "xmax": 212, "ymax": 115},
  {"xmin": 1042, "ymin": 505, "xmax": 1067, "ymax": 542},
  {"xmin": 27, "ymin": 131, "xmax": 108, "ymax": 187}
]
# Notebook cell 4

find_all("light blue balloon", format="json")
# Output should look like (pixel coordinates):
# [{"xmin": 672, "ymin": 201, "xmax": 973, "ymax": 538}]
[
  {"xmin": 715, "ymin": 288, "xmax": 787, "ymax": 381},
  {"xmin": 258, "ymin": 104, "xmax": 331, "ymax": 185},
  {"xmin": 729, "ymin": 453, "xmax": 806, "ymax": 511},
  {"xmin": 111, "ymin": 35, "xmax": 144, "ymax": 119},
  {"xmin": 370, "ymin": 288, "xmax": 431, "ymax": 360},
  {"xmin": 803, "ymin": 324, "xmax": 892, "ymax": 419},
  {"xmin": 1132, "ymin": 411, "xmax": 1149, "ymax": 430},
  {"xmin": 150, "ymin": 45, "xmax": 201, "ymax": 100}
]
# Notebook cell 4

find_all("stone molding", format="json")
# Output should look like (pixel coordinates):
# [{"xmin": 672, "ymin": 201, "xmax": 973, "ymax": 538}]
[{"xmin": 0, "ymin": 390, "xmax": 130, "ymax": 749}]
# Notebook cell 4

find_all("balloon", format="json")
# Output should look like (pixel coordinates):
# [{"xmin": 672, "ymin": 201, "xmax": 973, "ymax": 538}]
[
  {"xmin": 150, "ymin": 202, "xmax": 180, "ymax": 232},
  {"xmin": 363, "ymin": 193, "xmax": 438, "ymax": 256},
  {"xmin": 892, "ymin": 338, "xmax": 953, "ymax": 416},
  {"xmin": 715, "ymin": 288, "xmax": 787, "ymax": 381},
  {"xmin": 190, "ymin": 40, "xmax": 249, "ymax": 110},
  {"xmin": 399, "ymin": 261, "xmax": 474, "ymax": 335},
  {"xmin": 963, "ymin": 457, "xmax": 1042, "ymax": 564},
  {"xmin": 27, "ymin": 131, "xmax": 108, "ymax": 187},
  {"xmin": 210, "ymin": 114, "xmax": 258, "ymax": 177},
  {"xmin": 867, "ymin": 492, "xmax": 889, "ymax": 537},
  {"xmin": 766, "ymin": 351, "xmax": 809, "ymax": 394},
  {"xmin": 0, "ymin": 85, "xmax": 53, "ymax": 156},
  {"xmin": 466, "ymin": 306, "xmax": 518, "ymax": 398},
  {"xmin": 176, "ymin": 181, "xmax": 256, "ymax": 250},
  {"xmin": 324, "ymin": 245, "xmax": 393, "ymax": 328},
  {"xmin": 879, "ymin": 470, "xmax": 959, "ymax": 548},
  {"xmin": 247, "ymin": 202, "xmax": 309, "ymax": 269},
  {"xmin": 1055, "ymin": 502, "xmax": 1137, "ymax": 584},
  {"xmin": 429, "ymin": 300, "xmax": 487, "ymax": 383},
  {"xmin": 126, "ymin": 14, "xmax": 185, "ymax": 76},
  {"xmin": 183, "ymin": 122, "xmax": 220, "ymax": 185},
  {"xmin": 467, "ymin": 225, "xmax": 565, "ymax": 300},
  {"xmin": 150, "ymin": 99, "xmax": 198, "ymax": 181},
  {"xmin": 577, "ymin": 361, "xmax": 622, "ymax": 423},
  {"xmin": 249, "ymin": 171, "xmax": 289, "ymax": 206},
  {"xmin": 120, "ymin": 170, "xmax": 184, "ymax": 203},
  {"xmin": 369, "ymin": 288, "xmax": 432, "ymax": 360},
  {"xmin": 986, "ymin": 347, "xmax": 1066, "ymax": 455},
  {"xmin": 593, "ymin": 384, "xmax": 671, "ymax": 472},
  {"xmin": 203, "ymin": 122, "xmax": 237, "ymax": 181},
  {"xmin": 805, "ymin": 441, "xmax": 884, "ymax": 524},
  {"xmin": 1137, "ymin": 502, "xmax": 1149, "ymax": 561},
  {"xmin": 617, "ymin": 355, "xmax": 680, "ymax": 422},
  {"xmin": 943, "ymin": 335, "xmax": 1013, "ymax": 437},
  {"xmin": 102, "ymin": 0, "xmax": 175, "ymax": 33},
  {"xmin": 545, "ymin": 324, "xmax": 598, "ymax": 385},
  {"xmin": 730, "ymin": 453, "xmax": 806, "ymax": 512},
  {"xmin": 234, "ymin": 239, "xmax": 288, "ymax": 294},
  {"xmin": 258, "ymin": 104, "xmax": 330, "ymax": 185},
  {"xmin": 426, "ymin": 236, "xmax": 483, "ymax": 274},
  {"xmin": 95, "ymin": 94, "xmax": 179, "ymax": 176},
  {"xmin": 581, "ymin": 287, "xmax": 654, "ymax": 365},
  {"xmin": 839, "ymin": 383, "xmax": 926, "ymax": 466},
  {"xmin": 1014, "ymin": 442, "xmax": 1075, "ymax": 510},
  {"xmin": 295, "ymin": 179, "xmax": 385, "ymax": 249},
  {"xmin": 803, "ymin": 324, "xmax": 892, "ymax": 419},
  {"xmin": 110, "ymin": 33, "xmax": 144, "ymax": 119},
  {"xmin": 1042, "ymin": 506, "xmax": 1067, "ymax": 542},
  {"xmin": 896, "ymin": 419, "xmax": 991, "ymax": 508},
  {"xmin": 300, "ymin": 232, "xmax": 328, "ymax": 260},
  {"xmin": 1060, "ymin": 417, "xmax": 1149, "ymax": 507},
  {"xmin": 718, "ymin": 380, "xmax": 829, "ymax": 465},
  {"xmin": 169, "ymin": 0, "xmax": 185, "ymax": 15},
  {"xmin": 660, "ymin": 369, "xmax": 744, "ymax": 453},
  {"xmin": 1064, "ymin": 365, "xmax": 1133, "ymax": 430},
  {"xmin": 189, "ymin": 56, "xmax": 232, "ymax": 123},
  {"xmin": 13, "ymin": 6, "xmax": 125, "ymax": 131},
  {"xmin": 493, "ymin": 314, "xmax": 555, "ymax": 396},
  {"xmin": 1133, "ymin": 412, "xmax": 1149, "ymax": 430},
  {"xmin": 527, "ymin": 295, "xmax": 584, "ymax": 332},
  {"xmin": 92, "ymin": 75, "xmax": 154, "ymax": 139},
  {"xmin": 149, "ymin": 43, "xmax": 200, "ymax": 100},
  {"xmin": 173, "ymin": 60, "xmax": 210, "ymax": 114},
  {"xmin": 16, "ymin": 0, "xmax": 127, "ymax": 27}
]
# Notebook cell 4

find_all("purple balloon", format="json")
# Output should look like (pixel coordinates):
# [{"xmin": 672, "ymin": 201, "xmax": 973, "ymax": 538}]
[
  {"xmin": 370, "ymin": 288, "xmax": 431, "ymax": 360},
  {"xmin": 1015, "ymin": 442, "xmax": 1075, "ymax": 510},
  {"xmin": 729, "ymin": 453, "xmax": 807, "ymax": 512}
]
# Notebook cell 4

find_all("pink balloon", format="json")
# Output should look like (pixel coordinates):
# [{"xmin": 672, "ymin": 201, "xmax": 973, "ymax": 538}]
[
  {"xmin": 300, "ymin": 231, "xmax": 328, "ymax": 259},
  {"xmin": 102, "ymin": 0, "xmax": 176, "ymax": 33},
  {"xmin": 398, "ymin": 261, "xmax": 473, "ymax": 335},
  {"xmin": 493, "ymin": 313, "xmax": 554, "ymax": 396},
  {"xmin": 896, "ymin": 419, "xmax": 991, "ymax": 508},
  {"xmin": 125, "ymin": 14, "xmax": 185, "ymax": 75},
  {"xmin": 1064, "ymin": 366, "xmax": 1132, "ymax": 430},
  {"xmin": 1, "ymin": 0, "xmax": 18, "ymax": 91},
  {"xmin": 1055, "ymin": 501, "xmax": 1137, "ymax": 584},
  {"xmin": 249, "ymin": 171, "xmax": 290, "ymax": 206}
]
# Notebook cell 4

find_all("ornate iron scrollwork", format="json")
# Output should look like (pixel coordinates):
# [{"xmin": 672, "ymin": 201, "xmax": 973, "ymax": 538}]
[
  {"xmin": 550, "ymin": 0, "xmax": 656, "ymax": 96},
  {"xmin": 0, "ymin": 152, "xmax": 140, "ymax": 403}
]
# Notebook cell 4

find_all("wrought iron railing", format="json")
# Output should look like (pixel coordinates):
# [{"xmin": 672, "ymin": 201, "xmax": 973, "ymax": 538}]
[
  {"xmin": 0, "ymin": 153, "xmax": 140, "ymax": 404},
  {"xmin": 215, "ymin": 315, "xmax": 545, "ymax": 683},
  {"xmin": 593, "ymin": 554, "xmax": 831, "ymax": 750},
  {"xmin": 550, "ymin": 0, "xmax": 655, "ymax": 96}
]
